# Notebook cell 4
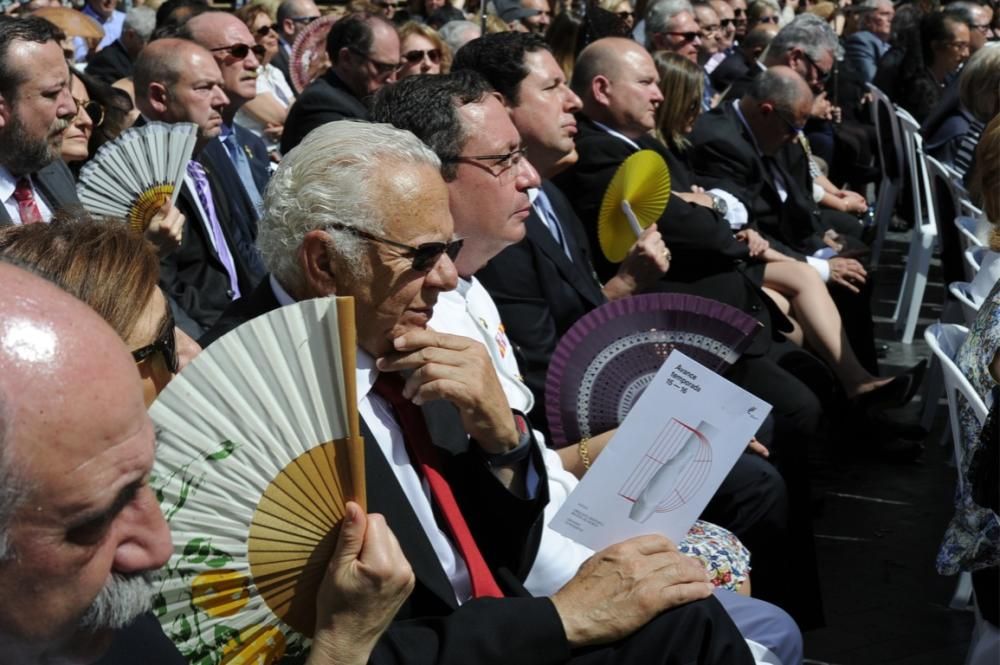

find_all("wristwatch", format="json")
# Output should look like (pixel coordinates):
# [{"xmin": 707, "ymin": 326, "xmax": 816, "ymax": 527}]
[{"xmin": 709, "ymin": 193, "xmax": 728, "ymax": 216}]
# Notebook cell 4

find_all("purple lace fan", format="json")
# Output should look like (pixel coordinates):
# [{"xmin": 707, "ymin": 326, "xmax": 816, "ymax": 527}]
[{"xmin": 545, "ymin": 293, "xmax": 761, "ymax": 447}]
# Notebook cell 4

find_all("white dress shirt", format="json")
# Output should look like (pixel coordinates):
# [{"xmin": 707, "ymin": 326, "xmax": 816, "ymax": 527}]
[{"xmin": 0, "ymin": 166, "xmax": 53, "ymax": 225}]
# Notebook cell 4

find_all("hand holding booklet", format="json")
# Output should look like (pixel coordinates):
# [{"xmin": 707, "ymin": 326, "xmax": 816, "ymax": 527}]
[{"xmin": 550, "ymin": 350, "xmax": 771, "ymax": 551}]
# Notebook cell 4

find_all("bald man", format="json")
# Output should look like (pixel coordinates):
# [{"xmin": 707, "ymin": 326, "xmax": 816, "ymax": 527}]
[
  {"xmin": 134, "ymin": 39, "xmax": 256, "ymax": 337},
  {"xmin": 180, "ymin": 11, "xmax": 272, "ymax": 283},
  {"xmin": 0, "ymin": 259, "xmax": 174, "ymax": 665}
]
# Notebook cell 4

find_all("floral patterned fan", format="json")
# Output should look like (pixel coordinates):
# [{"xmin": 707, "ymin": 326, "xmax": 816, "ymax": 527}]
[{"xmin": 149, "ymin": 297, "xmax": 365, "ymax": 663}]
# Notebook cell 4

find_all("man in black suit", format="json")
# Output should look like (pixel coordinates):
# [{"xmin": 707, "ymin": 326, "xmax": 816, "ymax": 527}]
[
  {"xmin": 273, "ymin": 0, "xmax": 321, "ymax": 89},
  {"xmin": 182, "ymin": 11, "xmax": 272, "ymax": 282},
  {"xmin": 134, "ymin": 39, "xmax": 255, "ymax": 336},
  {"xmin": 710, "ymin": 22, "xmax": 776, "ymax": 94},
  {"xmin": 555, "ymin": 37, "xmax": 828, "ymax": 626},
  {"xmin": 0, "ymin": 17, "xmax": 79, "ymax": 227},
  {"xmin": 281, "ymin": 12, "xmax": 399, "ymax": 153},
  {"xmin": 85, "ymin": 5, "xmax": 155, "ymax": 85},
  {"xmin": 230, "ymin": 117, "xmax": 755, "ymax": 665}
]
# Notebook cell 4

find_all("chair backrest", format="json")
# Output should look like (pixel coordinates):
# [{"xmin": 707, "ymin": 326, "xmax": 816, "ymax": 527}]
[
  {"xmin": 926, "ymin": 154, "xmax": 967, "ymax": 284},
  {"xmin": 868, "ymin": 84, "xmax": 904, "ymax": 184},
  {"xmin": 924, "ymin": 323, "xmax": 989, "ymax": 492},
  {"xmin": 966, "ymin": 245, "xmax": 988, "ymax": 276},
  {"xmin": 948, "ymin": 281, "xmax": 980, "ymax": 325},
  {"xmin": 897, "ymin": 107, "xmax": 933, "ymax": 232}
]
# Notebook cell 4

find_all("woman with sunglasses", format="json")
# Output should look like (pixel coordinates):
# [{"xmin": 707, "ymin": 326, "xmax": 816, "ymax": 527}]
[
  {"xmin": 397, "ymin": 21, "xmax": 451, "ymax": 78},
  {"xmin": 0, "ymin": 215, "xmax": 200, "ymax": 407},
  {"xmin": 234, "ymin": 4, "xmax": 297, "ymax": 158},
  {"xmin": 746, "ymin": 0, "xmax": 781, "ymax": 30}
]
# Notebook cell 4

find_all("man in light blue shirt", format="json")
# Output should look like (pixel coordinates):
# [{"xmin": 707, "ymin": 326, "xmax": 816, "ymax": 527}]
[{"xmin": 73, "ymin": 0, "xmax": 125, "ymax": 62}]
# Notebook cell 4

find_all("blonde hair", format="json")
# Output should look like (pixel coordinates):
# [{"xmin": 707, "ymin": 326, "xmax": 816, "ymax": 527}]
[
  {"xmin": 970, "ymin": 114, "xmax": 1000, "ymax": 249},
  {"xmin": 398, "ymin": 21, "xmax": 453, "ymax": 72},
  {"xmin": 653, "ymin": 50, "xmax": 703, "ymax": 151}
]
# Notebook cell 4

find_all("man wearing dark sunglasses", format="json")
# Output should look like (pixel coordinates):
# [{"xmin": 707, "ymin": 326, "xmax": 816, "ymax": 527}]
[
  {"xmin": 282, "ymin": 12, "xmax": 400, "ymax": 153},
  {"xmin": 646, "ymin": 0, "xmax": 703, "ymax": 63},
  {"xmin": 182, "ymin": 11, "xmax": 273, "ymax": 283}
]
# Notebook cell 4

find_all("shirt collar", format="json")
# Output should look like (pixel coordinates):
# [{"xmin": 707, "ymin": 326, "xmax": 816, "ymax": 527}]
[
  {"xmin": 732, "ymin": 99, "xmax": 766, "ymax": 158},
  {"xmin": 591, "ymin": 119, "xmax": 642, "ymax": 151},
  {"xmin": 356, "ymin": 347, "xmax": 377, "ymax": 405},
  {"xmin": 219, "ymin": 122, "xmax": 235, "ymax": 143},
  {"xmin": 269, "ymin": 274, "xmax": 296, "ymax": 306},
  {"xmin": 81, "ymin": 4, "xmax": 115, "ymax": 25},
  {"xmin": 0, "ymin": 166, "xmax": 20, "ymax": 205}
]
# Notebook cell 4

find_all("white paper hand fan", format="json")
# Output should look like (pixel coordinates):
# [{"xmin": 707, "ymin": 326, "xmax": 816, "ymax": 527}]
[
  {"xmin": 76, "ymin": 121, "xmax": 197, "ymax": 233},
  {"xmin": 149, "ymin": 297, "xmax": 365, "ymax": 664}
]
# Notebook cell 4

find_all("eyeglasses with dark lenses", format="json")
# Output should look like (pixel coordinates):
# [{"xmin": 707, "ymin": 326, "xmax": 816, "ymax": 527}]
[
  {"xmin": 756, "ymin": 14, "xmax": 779, "ymax": 23},
  {"xmin": 328, "ymin": 223, "xmax": 464, "ymax": 272},
  {"xmin": 209, "ymin": 43, "xmax": 267, "ymax": 60},
  {"xmin": 720, "ymin": 17, "xmax": 736, "ymax": 27},
  {"xmin": 732, "ymin": 8, "xmax": 745, "ymax": 16},
  {"xmin": 616, "ymin": 10, "xmax": 634, "ymax": 20},
  {"xmin": 255, "ymin": 23, "xmax": 276, "ymax": 37},
  {"xmin": 349, "ymin": 47, "xmax": 402, "ymax": 76},
  {"xmin": 402, "ymin": 48, "xmax": 442, "ymax": 64},
  {"xmin": 290, "ymin": 14, "xmax": 319, "ymax": 23},
  {"xmin": 801, "ymin": 50, "xmax": 831, "ymax": 85},
  {"xmin": 663, "ymin": 30, "xmax": 700, "ymax": 41},
  {"xmin": 73, "ymin": 97, "xmax": 104, "ymax": 127},
  {"xmin": 132, "ymin": 308, "xmax": 178, "ymax": 374}
]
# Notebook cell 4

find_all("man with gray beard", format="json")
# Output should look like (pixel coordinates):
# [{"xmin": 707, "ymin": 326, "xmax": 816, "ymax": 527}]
[{"xmin": 0, "ymin": 15, "xmax": 80, "ymax": 227}]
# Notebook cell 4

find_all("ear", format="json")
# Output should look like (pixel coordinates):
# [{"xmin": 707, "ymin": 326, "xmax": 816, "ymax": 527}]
[
  {"xmin": 148, "ymin": 82, "xmax": 170, "ymax": 114},
  {"xmin": 282, "ymin": 17, "xmax": 296, "ymax": 37},
  {"xmin": 591, "ymin": 74, "xmax": 613, "ymax": 108},
  {"xmin": 758, "ymin": 101, "xmax": 775, "ymax": 116},
  {"xmin": 337, "ymin": 45, "xmax": 353, "ymax": 65},
  {"xmin": 299, "ymin": 230, "xmax": 339, "ymax": 298}
]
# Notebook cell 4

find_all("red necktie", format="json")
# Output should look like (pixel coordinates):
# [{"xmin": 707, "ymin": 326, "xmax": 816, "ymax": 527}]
[
  {"xmin": 12, "ymin": 177, "xmax": 42, "ymax": 225},
  {"xmin": 372, "ymin": 372, "xmax": 504, "ymax": 599}
]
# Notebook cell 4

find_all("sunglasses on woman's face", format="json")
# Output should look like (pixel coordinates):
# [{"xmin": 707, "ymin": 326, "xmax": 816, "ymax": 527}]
[
  {"xmin": 254, "ymin": 23, "xmax": 276, "ymax": 37},
  {"xmin": 73, "ymin": 97, "xmax": 104, "ymax": 127},
  {"xmin": 402, "ymin": 48, "xmax": 442, "ymax": 64},
  {"xmin": 132, "ymin": 307, "xmax": 179, "ymax": 374}
]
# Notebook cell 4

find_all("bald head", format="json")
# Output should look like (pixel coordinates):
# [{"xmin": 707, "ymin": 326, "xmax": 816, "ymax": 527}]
[
  {"xmin": 134, "ymin": 38, "xmax": 210, "ymax": 109},
  {"xmin": 746, "ymin": 65, "xmax": 812, "ymax": 109},
  {"xmin": 739, "ymin": 65, "xmax": 813, "ymax": 155},
  {"xmin": 572, "ymin": 37, "xmax": 645, "ymax": 97}
]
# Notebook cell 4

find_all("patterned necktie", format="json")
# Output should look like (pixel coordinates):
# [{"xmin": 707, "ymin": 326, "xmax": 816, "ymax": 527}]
[
  {"xmin": 372, "ymin": 372, "xmax": 505, "ymax": 599},
  {"xmin": 223, "ymin": 131, "xmax": 264, "ymax": 218},
  {"xmin": 186, "ymin": 161, "xmax": 242, "ymax": 300},
  {"xmin": 12, "ymin": 177, "xmax": 43, "ymax": 225}
]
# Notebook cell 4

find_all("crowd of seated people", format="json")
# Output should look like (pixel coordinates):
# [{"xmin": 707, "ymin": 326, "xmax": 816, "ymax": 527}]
[{"xmin": 0, "ymin": 0, "xmax": 997, "ymax": 662}]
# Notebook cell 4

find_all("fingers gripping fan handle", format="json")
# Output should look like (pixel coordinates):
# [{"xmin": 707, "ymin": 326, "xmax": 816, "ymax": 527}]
[
  {"xmin": 597, "ymin": 149, "xmax": 671, "ymax": 263},
  {"xmin": 544, "ymin": 293, "xmax": 762, "ymax": 447},
  {"xmin": 149, "ymin": 297, "xmax": 366, "ymax": 664}
]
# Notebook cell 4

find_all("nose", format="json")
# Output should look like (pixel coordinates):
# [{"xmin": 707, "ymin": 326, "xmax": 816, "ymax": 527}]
[
  {"xmin": 516, "ymin": 156, "xmax": 542, "ymax": 190},
  {"xmin": 245, "ymin": 49, "xmax": 260, "ymax": 68},
  {"xmin": 426, "ymin": 250, "xmax": 459, "ymax": 291},
  {"xmin": 652, "ymin": 84, "xmax": 665, "ymax": 104},
  {"xmin": 76, "ymin": 104, "xmax": 93, "ymax": 130},
  {"xmin": 214, "ymin": 86, "xmax": 230, "ymax": 109},
  {"xmin": 173, "ymin": 327, "xmax": 201, "ymax": 373},
  {"xmin": 112, "ymin": 486, "xmax": 174, "ymax": 574},
  {"xmin": 58, "ymin": 87, "xmax": 77, "ymax": 120},
  {"xmin": 565, "ymin": 87, "xmax": 583, "ymax": 112}
]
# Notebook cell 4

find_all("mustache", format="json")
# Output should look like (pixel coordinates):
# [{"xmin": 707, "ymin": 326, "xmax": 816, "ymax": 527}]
[
  {"xmin": 78, "ymin": 571, "xmax": 156, "ymax": 631},
  {"xmin": 53, "ymin": 117, "xmax": 73, "ymax": 134}
]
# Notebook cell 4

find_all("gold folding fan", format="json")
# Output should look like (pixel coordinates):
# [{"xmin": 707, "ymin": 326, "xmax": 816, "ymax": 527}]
[
  {"xmin": 149, "ymin": 297, "xmax": 364, "ymax": 663},
  {"xmin": 597, "ymin": 149, "xmax": 671, "ymax": 262}
]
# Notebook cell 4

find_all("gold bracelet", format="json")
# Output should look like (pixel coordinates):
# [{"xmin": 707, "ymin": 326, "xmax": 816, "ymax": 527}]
[{"xmin": 579, "ymin": 438, "xmax": 591, "ymax": 471}]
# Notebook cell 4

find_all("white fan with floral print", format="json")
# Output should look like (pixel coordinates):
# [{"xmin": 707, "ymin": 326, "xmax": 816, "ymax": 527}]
[{"xmin": 148, "ymin": 297, "xmax": 365, "ymax": 664}]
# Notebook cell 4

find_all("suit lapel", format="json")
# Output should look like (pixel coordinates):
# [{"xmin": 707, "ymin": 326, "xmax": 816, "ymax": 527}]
[{"xmin": 361, "ymin": 418, "xmax": 459, "ymax": 610}]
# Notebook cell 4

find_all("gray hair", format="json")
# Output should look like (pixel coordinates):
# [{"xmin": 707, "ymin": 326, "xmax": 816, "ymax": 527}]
[
  {"xmin": 258, "ymin": 121, "xmax": 442, "ymax": 296},
  {"xmin": 645, "ymin": 0, "xmax": 694, "ymax": 46},
  {"xmin": 747, "ymin": 66, "xmax": 810, "ymax": 110},
  {"xmin": 124, "ymin": 6, "xmax": 156, "ymax": 43},
  {"xmin": 766, "ymin": 12, "xmax": 841, "ymax": 64},
  {"xmin": 439, "ymin": 20, "xmax": 481, "ymax": 54}
]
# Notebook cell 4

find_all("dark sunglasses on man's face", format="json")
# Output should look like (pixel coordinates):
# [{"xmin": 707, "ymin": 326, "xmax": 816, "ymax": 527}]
[
  {"xmin": 720, "ymin": 18, "xmax": 736, "ymax": 27},
  {"xmin": 132, "ymin": 308, "xmax": 179, "ymax": 374},
  {"xmin": 290, "ymin": 14, "xmax": 319, "ymax": 23},
  {"xmin": 328, "ymin": 222, "xmax": 464, "ymax": 272},
  {"xmin": 616, "ymin": 10, "xmax": 635, "ymax": 20},
  {"xmin": 255, "ymin": 23, "xmax": 276, "ymax": 37},
  {"xmin": 210, "ymin": 43, "xmax": 267, "ymax": 60},
  {"xmin": 664, "ymin": 30, "xmax": 700, "ymax": 41},
  {"xmin": 403, "ymin": 48, "xmax": 442, "ymax": 64}
]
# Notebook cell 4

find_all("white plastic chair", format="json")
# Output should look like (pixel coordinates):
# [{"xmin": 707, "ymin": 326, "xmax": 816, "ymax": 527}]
[
  {"xmin": 966, "ymin": 246, "xmax": 988, "ymax": 277},
  {"xmin": 948, "ymin": 281, "xmax": 981, "ymax": 325},
  {"xmin": 867, "ymin": 84, "xmax": 905, "ymax": 267},
  {"xmin": 924, "ymin": 324, "xmax": 988, "ymax": 611},
  {"xmin": 892, "ymin": 108, "xmax": 938, "ymax": 344}
]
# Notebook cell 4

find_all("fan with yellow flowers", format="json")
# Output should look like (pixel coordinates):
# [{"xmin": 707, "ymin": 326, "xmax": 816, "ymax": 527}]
[
  {"xmin": 148, "ymin": 297, "xmax": 365, "ymax": 664},
  {"xmin": 77, "ymin": 122, "xmax": 197, "ymax": 233},
  {"xmin": 597, "ymin": 149, "xmax": 671, "ymax": 263}
]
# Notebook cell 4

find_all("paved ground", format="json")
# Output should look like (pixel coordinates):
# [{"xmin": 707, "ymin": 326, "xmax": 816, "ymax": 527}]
[{"xmin": 802, "ymin": 231, "xmax": 976, "ymax": 664}]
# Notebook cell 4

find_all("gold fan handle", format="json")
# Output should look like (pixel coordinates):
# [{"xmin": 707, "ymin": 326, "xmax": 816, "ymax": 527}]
[{"xmin": 129, "ymin": 186, "xmax": 174, "ymax": 234}]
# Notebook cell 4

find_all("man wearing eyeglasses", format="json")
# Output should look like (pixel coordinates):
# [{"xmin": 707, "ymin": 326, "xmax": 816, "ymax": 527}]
[
  {"xmin": 0, "ymin": 16, "xmax": 79, "ymax": 228},
  {"xmin": 273, "ymin": 0, "xmax": 321, "ymax": 88},
  {"xmin": 182, "ymin": 11, "xmax": 273, "ymax": 284},
  {"xmin": 281, "ymin": 12, "xmax": 399, "ymax": 153},
  {"xmin": 646, "ymin": 0, "xmax": 703, "ymax": 62}
]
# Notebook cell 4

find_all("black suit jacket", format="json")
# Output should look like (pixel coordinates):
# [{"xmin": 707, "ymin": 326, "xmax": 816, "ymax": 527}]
[
  {"xmin": 272, "ymin": 44, "xmax": 295, "ymax": 93},
  {"xmin": 159, "ymin": 162, "xmax": 255, "ymax": 337},
  {"xmin": 201, "ymin": 284, "xmax": 568, "ymax": 665},
  {"xmin": 197, "ymin": 127, "xmax": 270, "ymax": 282},
  {"xmin": 710, "ymin": 49, "xmax": 752, "ymax": 96},
  {"xmin": 85, "ymin": 39, "xmax": 132, "ymax": 84},
  {"xmin": 475, "ymin": 181, "xmax": 606, "ymax": 431},
  {"xmin": 281, "ymin": 70, "xmax": 368, "ymax": 154},
  {"xmin": 551, "ymin": 115, "xmax": 780, "ymax": 356},
  {"xmin": 0, "ymin": 160, "xmax": 80, "ymax": 226},
  {"xmin": 199, "ymin": 275, "xmax": 282, "ymax": 347},
  {"xmin": 687, "ymin": 103, "xmax": 829, "ymax": 255}
]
